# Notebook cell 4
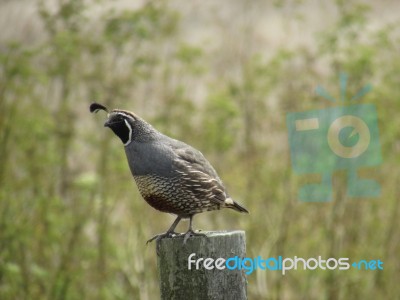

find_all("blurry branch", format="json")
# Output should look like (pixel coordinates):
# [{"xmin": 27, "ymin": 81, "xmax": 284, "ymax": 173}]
[{"xmin": 0, "ymin": 45, "xmax": 35, "ymax": 187}]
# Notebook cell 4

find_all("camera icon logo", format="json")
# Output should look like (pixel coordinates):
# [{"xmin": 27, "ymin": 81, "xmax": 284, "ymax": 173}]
[
  {"xmin": 327, "ymin": 114, "xmax": 370, "ymax": 159},
  {"xmin": 286, "ymin": 74, "xmax": 382, "ymax": 202}
]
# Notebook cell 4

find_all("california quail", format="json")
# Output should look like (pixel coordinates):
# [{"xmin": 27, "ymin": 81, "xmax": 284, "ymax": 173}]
[{"xmin": 90, "ymin": 103, "xmax": 248, "ymax": 244}]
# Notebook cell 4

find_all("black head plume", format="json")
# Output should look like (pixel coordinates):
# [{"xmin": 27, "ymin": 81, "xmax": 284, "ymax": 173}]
[{"xmin": 90, "ymin": 103, "xmax": 109, "ymax": 114}]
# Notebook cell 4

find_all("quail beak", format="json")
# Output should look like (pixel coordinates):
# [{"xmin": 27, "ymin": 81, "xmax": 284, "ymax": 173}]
[{"xmin": 104, "ymin": 120, "xmax": 111, "ymax": 127}]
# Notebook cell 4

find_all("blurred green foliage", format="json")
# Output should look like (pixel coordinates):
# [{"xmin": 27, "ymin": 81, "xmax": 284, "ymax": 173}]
[{"xmin": 0, "ymin": 0, "xmax": 399, "ymax": 299}]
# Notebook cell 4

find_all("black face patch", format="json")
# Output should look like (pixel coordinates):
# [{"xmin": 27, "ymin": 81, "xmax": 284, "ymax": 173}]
[
  {"xmin": 107, "ymin": 118, "xmax": 131, "ymax": 145},
  {"xmin": 105, "ymin": 114, "xmax": 132, "ymax": 146}
]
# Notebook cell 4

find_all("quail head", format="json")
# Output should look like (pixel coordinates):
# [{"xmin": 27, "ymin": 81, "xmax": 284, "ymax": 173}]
[{"xmin": 90, "ymin": 103, "xmax": 248, "ymax": 244}]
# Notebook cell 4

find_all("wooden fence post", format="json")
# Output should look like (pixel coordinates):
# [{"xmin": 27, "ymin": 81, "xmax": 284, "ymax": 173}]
[{"xmin": 157, "ymin": 230, "xmax": 247, "ymax": 300}]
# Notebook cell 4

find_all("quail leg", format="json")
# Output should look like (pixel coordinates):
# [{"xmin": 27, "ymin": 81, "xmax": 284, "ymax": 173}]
[
  {"xmin": 146, "ymin": 216, "xmax": 182, "ymax": 244},
  {"xmin": 183, "ymin": 215, "xmax": 208, "ymax": 244}
]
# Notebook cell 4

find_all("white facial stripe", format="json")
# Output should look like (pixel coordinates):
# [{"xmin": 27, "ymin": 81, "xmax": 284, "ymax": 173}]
[
  {"xmin": 123, "ymin": 119, "xmax": 133, "ymax": 146},
  {"xmin": 116, "ymin": 112, "xmax": 135, "ymax": 122}
]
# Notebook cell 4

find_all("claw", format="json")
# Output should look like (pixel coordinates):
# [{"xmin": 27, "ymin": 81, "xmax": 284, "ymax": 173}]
[
  {"xmin": 147, "ymin": 231, "xmax": 182, "ymax": 256},
  {"xmin": 146, "ymin": 231, "xmax": 181, "ymax": 245},
  {"xmin": 183, "ymin": 230, "xmax": 208, "ymax": 244}
]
